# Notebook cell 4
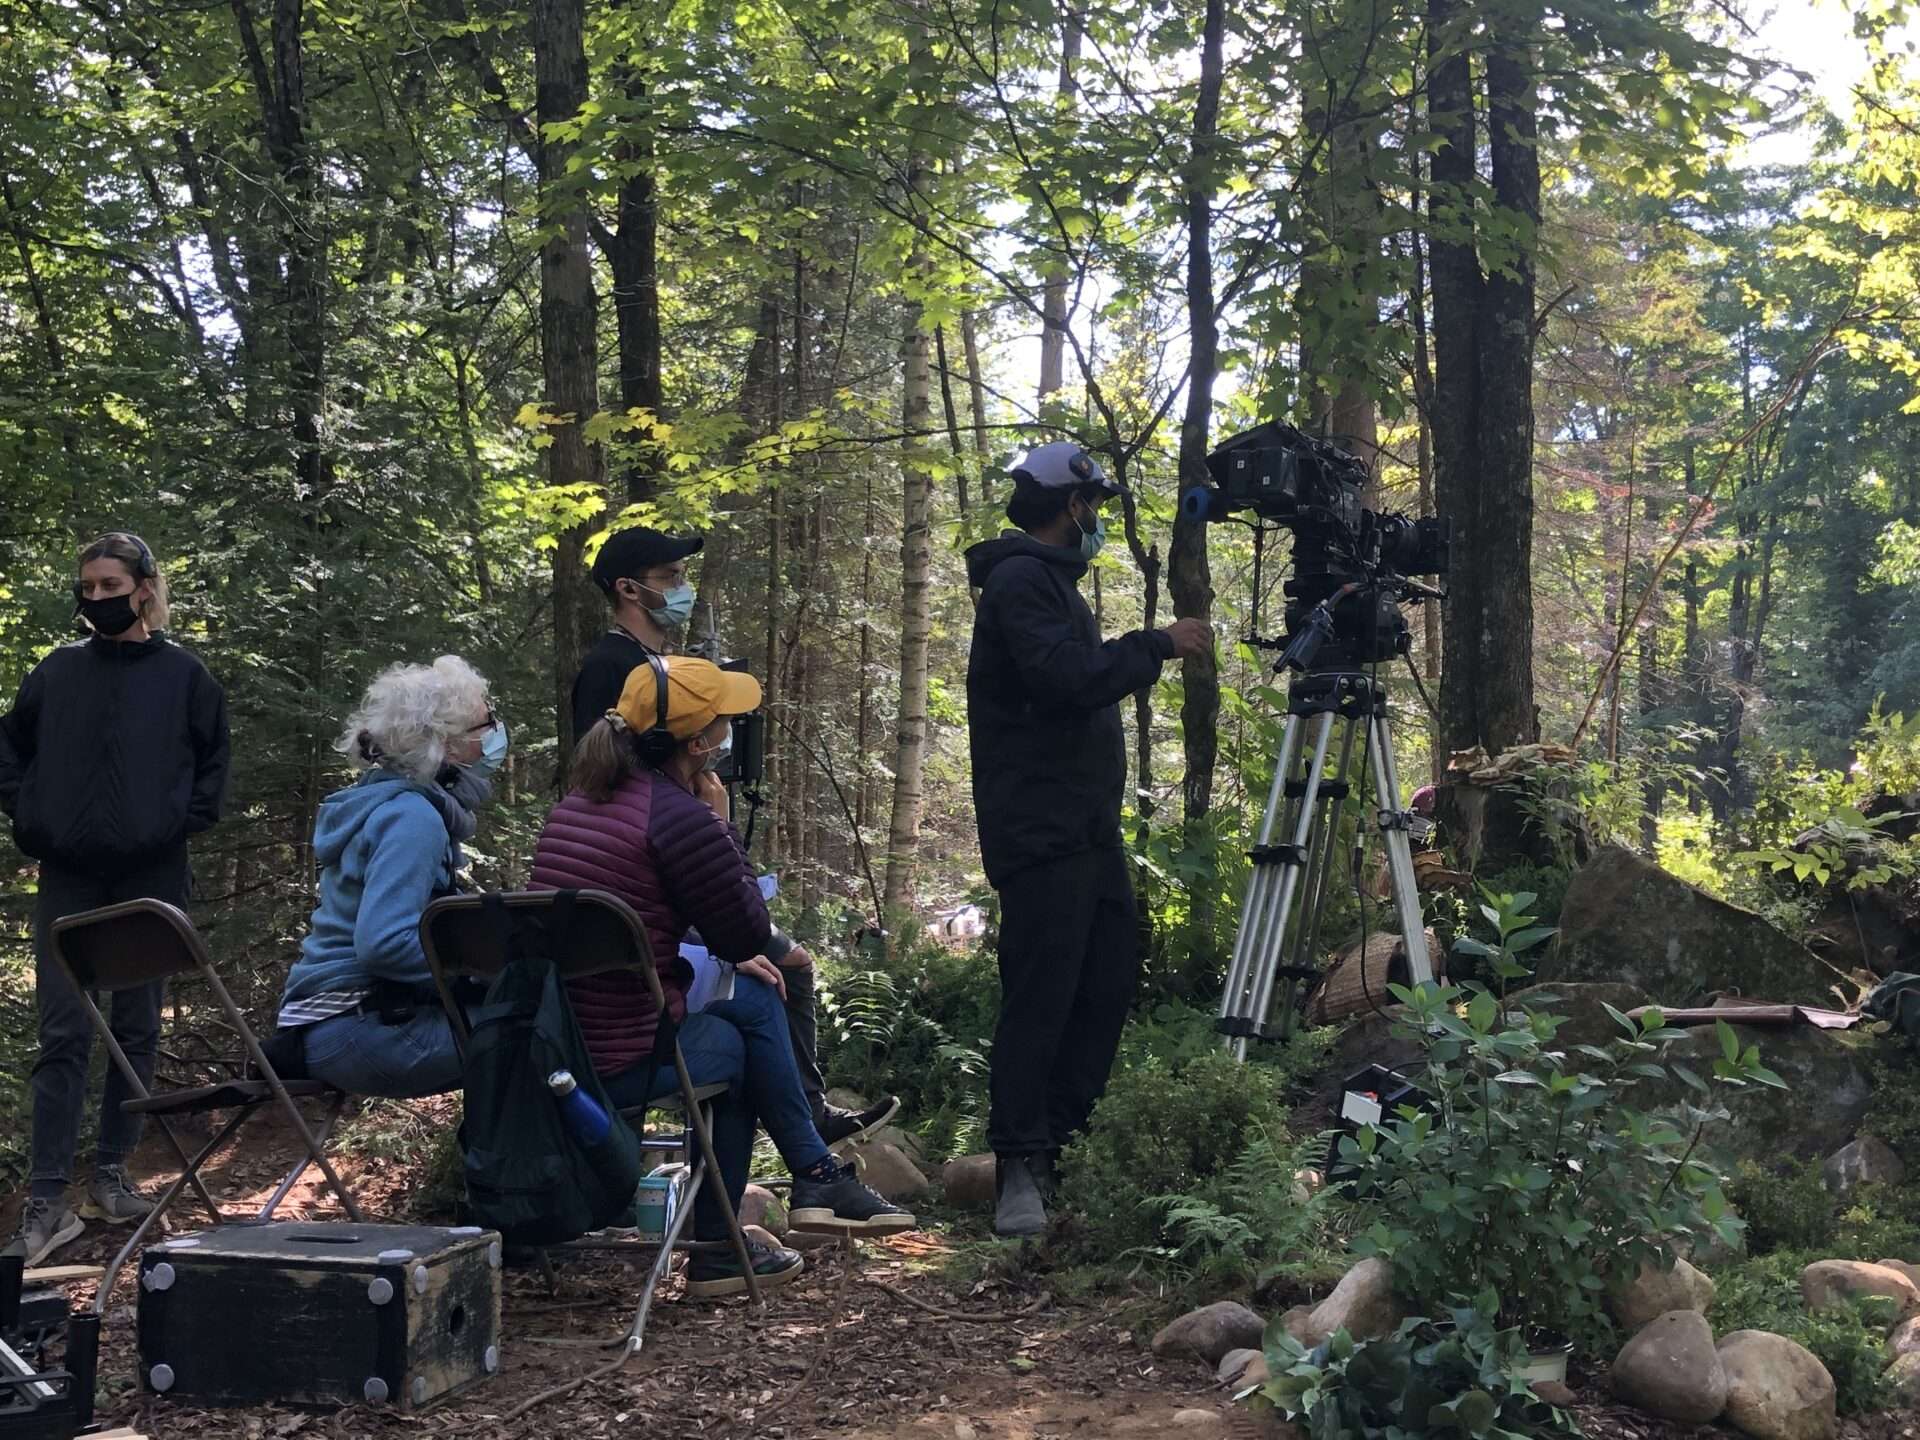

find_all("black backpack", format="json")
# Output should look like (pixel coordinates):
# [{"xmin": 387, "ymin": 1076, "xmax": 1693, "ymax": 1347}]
[{"xmin": 457, "ymin": 893, "xmax": 645, "ymax": 1246}]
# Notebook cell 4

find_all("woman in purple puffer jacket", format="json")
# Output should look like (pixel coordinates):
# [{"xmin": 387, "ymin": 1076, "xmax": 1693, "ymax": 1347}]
[{"xmin": 530, "ymin": 656, "xmax": 912, "ymax": 1298}]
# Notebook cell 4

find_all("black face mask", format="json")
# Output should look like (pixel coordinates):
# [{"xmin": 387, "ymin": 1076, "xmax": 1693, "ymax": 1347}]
[{"xmin": 78, "ymin": 592, "xmax": 140, "ymax": 636}]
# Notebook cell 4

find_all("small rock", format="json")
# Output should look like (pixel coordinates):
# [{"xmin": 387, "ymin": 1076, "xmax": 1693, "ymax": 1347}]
[
  {"xmin": 869, "ymin": 1124, "xmax": 926, "ymax": 1161},
  {"xmin": 1533, "ymin": 1379, "xmax": 1576, "ymax": 1407},
  {"xmin": 1609, "ymin": 1255, "xmax": 1716, "ymax": 1333},
  {"xmin": 1719, "ymin": 1329, "xmax": 1836, "ymax": 1440},
  {"xmin": 1822, "ymin": 1136, "xmax": 1906, "ymax": 1197},
  {"xmin": 739, "ymin": 1184, "xmax": 788, "ymax": 1237},
  {"xmin": 1878, "ymin": 1258, "xmax": 1920, "ymax": 1290},
  {"xmin": 1611, "ymin": 1310, "xmax": 1726, "ymax": 1424},
  {"xmin": 1151, "ymin": 1301, "xmax": 1266, "ymax": 1366},
  {"xmin": 1888, "ymin": 1313, "xmax": 1920, "ymax": 1362},
  {"xmin": 856, "ymin": 1141, "xmax": 929, "ymax": 1201},
  {"xmin": 824, "ymin": 1086, "xmax": 870, "ymax": 1113},
  {"xmin": 941, "ymin": 1153, "xmax": 996, "ymax": 1211},
  {"xmin": 1218, "ymin": 1347, "xmax": 1269, "ymax": 1389},
  {"xmin": 1300, "ymin": 1259, "xmax": 1405, "ymax": 1347},
  {"xmin": 1171, "ymin": 1410, "xmax": 1221, "ymax": 1429},
  {"xmin": 952, "ymin": 1424, "xmax": 978, "ymax": 1440},
  {"xmin": 1279, "ymin": 1304, "xmax": 1315, "ymax": 1344},
  {"xmin": 1887, "ymin": 1352, "xmax": 1920, "ymax": 1405},
  {"xmin": 1798, "ymin": 1259, "xmax": 1919, "ymax": 1317},
  {"xmin": 1290, "ymin": 1169, "xmax": 1324, "ymax": 1204}
]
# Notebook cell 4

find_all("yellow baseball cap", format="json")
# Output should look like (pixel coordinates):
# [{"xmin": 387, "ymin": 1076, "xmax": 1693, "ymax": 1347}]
[{"xmin": 615, "ymin": 657, "xmax": 762, "ymax": 740}]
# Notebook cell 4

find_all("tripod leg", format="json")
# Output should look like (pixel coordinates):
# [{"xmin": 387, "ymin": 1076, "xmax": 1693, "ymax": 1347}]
[
  {"xmin": 1218, "ymin": 712, "xmax": 1306, "ymax": 1040},
  {"xmin": 1240, "ymin": 713, "xmax": 1336, "ymax": 1053},
  {"xmin": 1290, "ymin": 714, "xmax": 1363, "ymax": 982},
  {"xmin": 1368, "ymin": 714, "xmax": 1433, "ymax": 987}
]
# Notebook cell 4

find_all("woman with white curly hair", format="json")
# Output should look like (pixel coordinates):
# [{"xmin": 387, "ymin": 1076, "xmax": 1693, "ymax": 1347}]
[{"xmin": 272, "ymin": 655, "xmax": 509, "ymax": 1097}]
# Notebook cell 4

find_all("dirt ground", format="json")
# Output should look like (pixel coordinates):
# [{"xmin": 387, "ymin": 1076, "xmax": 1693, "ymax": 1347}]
[{"xmin": 11, "ymin": 1118, "xmax": 1920, "ymax": 1440}]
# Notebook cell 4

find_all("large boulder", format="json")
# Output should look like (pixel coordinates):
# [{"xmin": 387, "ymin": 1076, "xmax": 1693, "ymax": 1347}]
[
  {"xmin": 1887, "ymin": 1313, "xmax": 1920, "ymax": 1362},
  {"xmin": 1506, "ymin": 982, "xmax": 1655, "ymax": 1050},
  {"xmin": 1629, "ymin": 1023, "xmax": 1873, "ymax": 1164},
  {"xmin": 1887, "ymin": 1352, "xmax": 1920, "ymax": 1405},
  {"xmin": 1299, "ymin": 1259, "xmax": 1405, "ymax": 1348},
  {"xmin": 1718, "ymin": 1330, "xmax": 1837, "ymax": 1440},
  {"xmin": 1822, "ymin": 1136, "xmax": 1906, "ymax": 1196},
  {"xmin": 1547, "ymin": 845, "xmax": 1860, "ymax": 1008},
  {"xmin": 1798, "ymin": 1259, "xmax": 1920, "ymax": 1317},
  {"xmin": 1608, "ymin": 1256, "xmax": 1716, "ymax": 1334},
  {"xmin": 1611, "ymin": 1310, "xmax": 1727, "ymax": 1423},
  {"xmin": 1151, "ymin": 1301, "xmax": 1266, "ymax": 1366}
]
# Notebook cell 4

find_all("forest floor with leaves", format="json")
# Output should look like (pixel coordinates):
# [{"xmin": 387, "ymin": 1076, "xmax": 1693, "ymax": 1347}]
[
  {"xmin": 8, "ymin": 1116, "xmax": 1258, "ymax": 1440},
  {"xmin": 14, "ymin": 1118, "xmax": 1920, "ymax": 1440}
]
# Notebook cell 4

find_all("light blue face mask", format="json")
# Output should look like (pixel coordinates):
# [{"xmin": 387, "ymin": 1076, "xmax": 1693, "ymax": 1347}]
[
  {"xmin": 647, "ymin": 582, "xmax": 695, "ymax": 629},
  {"xmin": 701, "ymin": 725, "xmax": 733, "ymax": 773},
  {"xmin": 472, "ymin": 720, "xmax": 510, "ymax": 779},
  {"xmin": 1073, "ymin": 502, "xmax": 1108, "ymax": 562}
]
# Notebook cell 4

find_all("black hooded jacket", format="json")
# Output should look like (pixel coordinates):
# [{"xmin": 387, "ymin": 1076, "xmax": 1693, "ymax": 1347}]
[
  {"xmin": 965, "ymin": 533, "xmax": 1173, "ymax": 887},
  {"xmin": 0, "ymin": 634, "xmax": 230, "ymax": 872}
]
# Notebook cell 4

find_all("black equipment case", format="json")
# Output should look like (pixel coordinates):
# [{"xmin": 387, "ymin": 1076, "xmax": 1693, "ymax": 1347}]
[{"xmin": 136, "ymin": 1221, "xmax": 501, "ymax": 1410}]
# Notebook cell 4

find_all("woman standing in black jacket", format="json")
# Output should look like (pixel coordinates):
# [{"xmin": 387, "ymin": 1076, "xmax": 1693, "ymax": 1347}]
[{"xmin": 0, "ymin": 533, "xmax": 230, "ymax": 1266}]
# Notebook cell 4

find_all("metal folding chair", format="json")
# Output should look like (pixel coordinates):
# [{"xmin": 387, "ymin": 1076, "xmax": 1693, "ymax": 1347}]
[
  {"xmin": 419, "ymin": 888, "xmax": 762, "ymax": 1352},
  {"xmin": 46, "ymin": 899, "xmax": 366, "ymax": 1316}
]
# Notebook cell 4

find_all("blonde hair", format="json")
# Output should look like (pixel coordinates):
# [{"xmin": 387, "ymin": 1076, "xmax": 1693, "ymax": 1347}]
[
  {"xmin": 78, "ymin": 532, "xmax": 171, "ymax": 631},
  {"xmin": 338, "ymin": 655, "xmax": 491, "ymax": 783},
  {"xmin": 569, "ymin": 713, "xmax": 643, "ymax": 803}
]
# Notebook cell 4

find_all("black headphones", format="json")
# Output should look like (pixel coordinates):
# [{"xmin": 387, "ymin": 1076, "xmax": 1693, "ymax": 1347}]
[
  {"xmin": 72, "ymin": 532, "xmax": 157, "ymax": 606},
  {"xmin": 634, "ymin": 654, "xmax": 679, "ymax": 768}
]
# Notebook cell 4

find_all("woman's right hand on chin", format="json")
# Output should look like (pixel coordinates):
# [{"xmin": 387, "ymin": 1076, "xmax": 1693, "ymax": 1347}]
[{"xmin": 692, "ymin": 769, "xmax": 728, "ymax": 815}]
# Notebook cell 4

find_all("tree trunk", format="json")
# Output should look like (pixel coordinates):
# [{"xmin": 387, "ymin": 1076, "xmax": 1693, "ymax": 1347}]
[
  {"xmin": 1037, "ymin": 9, "xmax": 1081, "ymax": 401},
  {"xmin": 1427, "ymin": 0, "xmax": 1539, "ymax": 759},
  {"xmin": 883, "ymin": 126, "xmax": 936, "ymax": 935},
  {"xmin": 961, "ymin": 309, "xmax": 989, "ymax": 456},
  {"xmin": 1168, "ymin": 0, "xmax": 1225, "ymax": 948},
  {"xmin": 934, "ymin": 324, "xmax": 969, "ymax": 515},
  {"xmin": 606, "ymin": 64, "xmax": 662, "ymax": 502},
  {"xmin": 534, "ymin": 0, "xmax": 606, "ymax": 773}
]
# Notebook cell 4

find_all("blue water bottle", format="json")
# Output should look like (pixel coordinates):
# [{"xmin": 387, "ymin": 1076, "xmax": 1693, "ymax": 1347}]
[{"xmin": 548, "ymin": 1069, "xmax": 611, "ymax": 1145}]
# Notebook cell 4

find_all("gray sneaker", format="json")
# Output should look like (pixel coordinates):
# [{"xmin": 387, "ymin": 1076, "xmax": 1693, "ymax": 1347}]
[
  {"xmin": 80, "ymin": 1165, "xmax": 153, "ymax": 1224},
  {"xmin": 994, "ymin": 1154, "xmax": 1047, "ymax": 1239},
  {"xmin": 5, "ymin": 1197, "xmax": 86, "ymax": 1268}
]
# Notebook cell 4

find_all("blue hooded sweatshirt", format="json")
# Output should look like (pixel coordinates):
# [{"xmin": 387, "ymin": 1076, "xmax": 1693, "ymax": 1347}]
[{"xmin": 280, "ymin": 770, "xmax": 456, "ymax": 1005}]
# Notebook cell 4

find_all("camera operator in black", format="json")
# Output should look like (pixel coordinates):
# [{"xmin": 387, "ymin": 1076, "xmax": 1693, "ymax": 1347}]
[
  {"xmin": 965, "ymin": 444, "xmax": 1211, "ymax": 1237},
  {"xmin": 572, "ymin": 525, "xmax": 898, "ymax": 1152}
]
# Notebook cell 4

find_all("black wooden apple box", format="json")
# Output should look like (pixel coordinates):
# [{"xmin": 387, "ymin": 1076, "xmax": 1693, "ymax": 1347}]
[{"xmin": 135, "ymin": 1221, "xmax": 502, "ymax": 1409}]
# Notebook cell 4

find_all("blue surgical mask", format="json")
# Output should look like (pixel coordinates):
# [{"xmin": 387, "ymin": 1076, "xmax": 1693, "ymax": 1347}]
[
  {"xmin": 1074, "ymin": 503, "xmax": 1107, "ymax": 562},
  {"xmin": 472, "ymin": 721, "xmax": 510, "ymax": 779},
  {"xmin": 648, "ymin": 582, "xmax": 695, "ymax": 629}
]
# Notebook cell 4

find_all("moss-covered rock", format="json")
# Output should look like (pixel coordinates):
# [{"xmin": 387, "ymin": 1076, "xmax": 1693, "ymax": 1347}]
[{"xmin": 1546, "ymin": 846, "xmax": 1860, "ymax": 1009}]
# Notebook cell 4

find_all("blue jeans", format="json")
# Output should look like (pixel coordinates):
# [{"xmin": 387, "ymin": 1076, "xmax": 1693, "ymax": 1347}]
[
  {"xmin": 603, "ymin": 974, "xmax": 829, "ymax": 1242},
  {"xmin": 301, "ymin": 1010, "xmax": 462, "ymax": 1099}
]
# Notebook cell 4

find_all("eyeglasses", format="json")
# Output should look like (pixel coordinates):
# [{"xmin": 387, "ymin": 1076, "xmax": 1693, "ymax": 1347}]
[{"xmin": 466, "ymin": 708, "xmax": 497, "ymax": 735}]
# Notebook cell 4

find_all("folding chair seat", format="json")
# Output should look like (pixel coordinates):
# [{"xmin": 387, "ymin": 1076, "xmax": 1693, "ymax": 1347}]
[
  {"xmin": 420, "ymin": 888, "xmax": 762, "ymax": 1351},
  {"xmin": 46, "ymin": 899, "xmax": 366, "ymax": 1318}
]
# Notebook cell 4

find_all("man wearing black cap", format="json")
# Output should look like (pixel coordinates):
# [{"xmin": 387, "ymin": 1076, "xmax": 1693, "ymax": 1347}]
[
  {"xmin": 573, "ymin": 527, "xmax": 898, "ymax": 1152},
  {"xmin": 965, "ymin": 443, "xmax": 1211, "ymax": 1238},
  {"xmin": 572, "ymin": 526, "xmax": 706, "ymax": 743}
]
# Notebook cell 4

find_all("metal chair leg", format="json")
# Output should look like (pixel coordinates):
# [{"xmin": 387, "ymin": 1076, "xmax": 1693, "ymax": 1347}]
[
  {"xmin": 256, "ymin": 1092, "xmax": 347, "ymax": 1221},
  {"xmin": 95, "ymin": 1108, "xmax": 250, "ymax": 1313}
]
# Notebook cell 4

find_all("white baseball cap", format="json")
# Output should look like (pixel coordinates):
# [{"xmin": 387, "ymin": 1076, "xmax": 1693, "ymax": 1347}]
[{"xmin": 1009, "ymin": 441, "xmax": 1121, "ymax": 493}]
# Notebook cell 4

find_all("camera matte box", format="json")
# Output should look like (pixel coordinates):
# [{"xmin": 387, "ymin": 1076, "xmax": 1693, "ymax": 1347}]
[{"xmin": 135, "ymin": 1221, "xmax": 501, "ymax": 1410}]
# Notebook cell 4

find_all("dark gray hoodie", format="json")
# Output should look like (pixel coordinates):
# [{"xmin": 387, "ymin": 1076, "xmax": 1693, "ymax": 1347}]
[{"xmin": 964, "ymin": 532, "xmax": 1173, "ymax": 887}]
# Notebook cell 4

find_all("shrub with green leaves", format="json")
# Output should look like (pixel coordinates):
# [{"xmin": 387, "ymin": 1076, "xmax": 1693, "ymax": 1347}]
[
  {"xmin": 1728, "ymin": 1158, "xmax": 1835, "ymax": 1255},
  {"xmin": 1710, "ymin": 1251, "xmax": 1895, "ymax": 1415},
  {"xmin": 1056, "ymin": 1010, "xmax": 1335, "ymax": 1283},
  {"xmin": 1340, "ymin": 893, "xmax": 1781, "ymax": 1349},
  {"xmin": 1258, "ymin": 1307, "xmax": 1579, "ymax": 1440}
]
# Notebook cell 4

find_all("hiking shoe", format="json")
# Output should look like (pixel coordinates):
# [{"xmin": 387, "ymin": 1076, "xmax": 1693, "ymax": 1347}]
[
  {"xmin": 5, "ymin": 1197, "xmax": 86, "ymax": 1268},
  {"xmin": 80, "ymin": 1165, "xmax": 153, "ymax": 1224},
  {"xmin": 816, "ymin": 1095, "xmax": 901, "ymax": 1153},
  {"xmin": 684, "ymin": 1237, "xmax": 804, "ymax": 1298},
  {"xmin": 994, "ymin": 1154, "xmax": 1047, "ymax": 1239},
  {"xmin": 788, "ymin": 1159, "xmax": 916, "ymax": 1236}
]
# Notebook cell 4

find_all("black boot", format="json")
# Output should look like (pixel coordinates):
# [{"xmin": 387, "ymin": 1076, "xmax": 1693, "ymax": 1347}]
[{"xmin": 994, "ymin": 1153, "xmax": 1047, "ymax": 1238}]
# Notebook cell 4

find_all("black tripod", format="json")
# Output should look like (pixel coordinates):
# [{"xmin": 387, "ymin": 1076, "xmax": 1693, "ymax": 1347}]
[{"xmin": 1216, "ymin": 663, "xmax": 1432, "ymax": 1059}]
